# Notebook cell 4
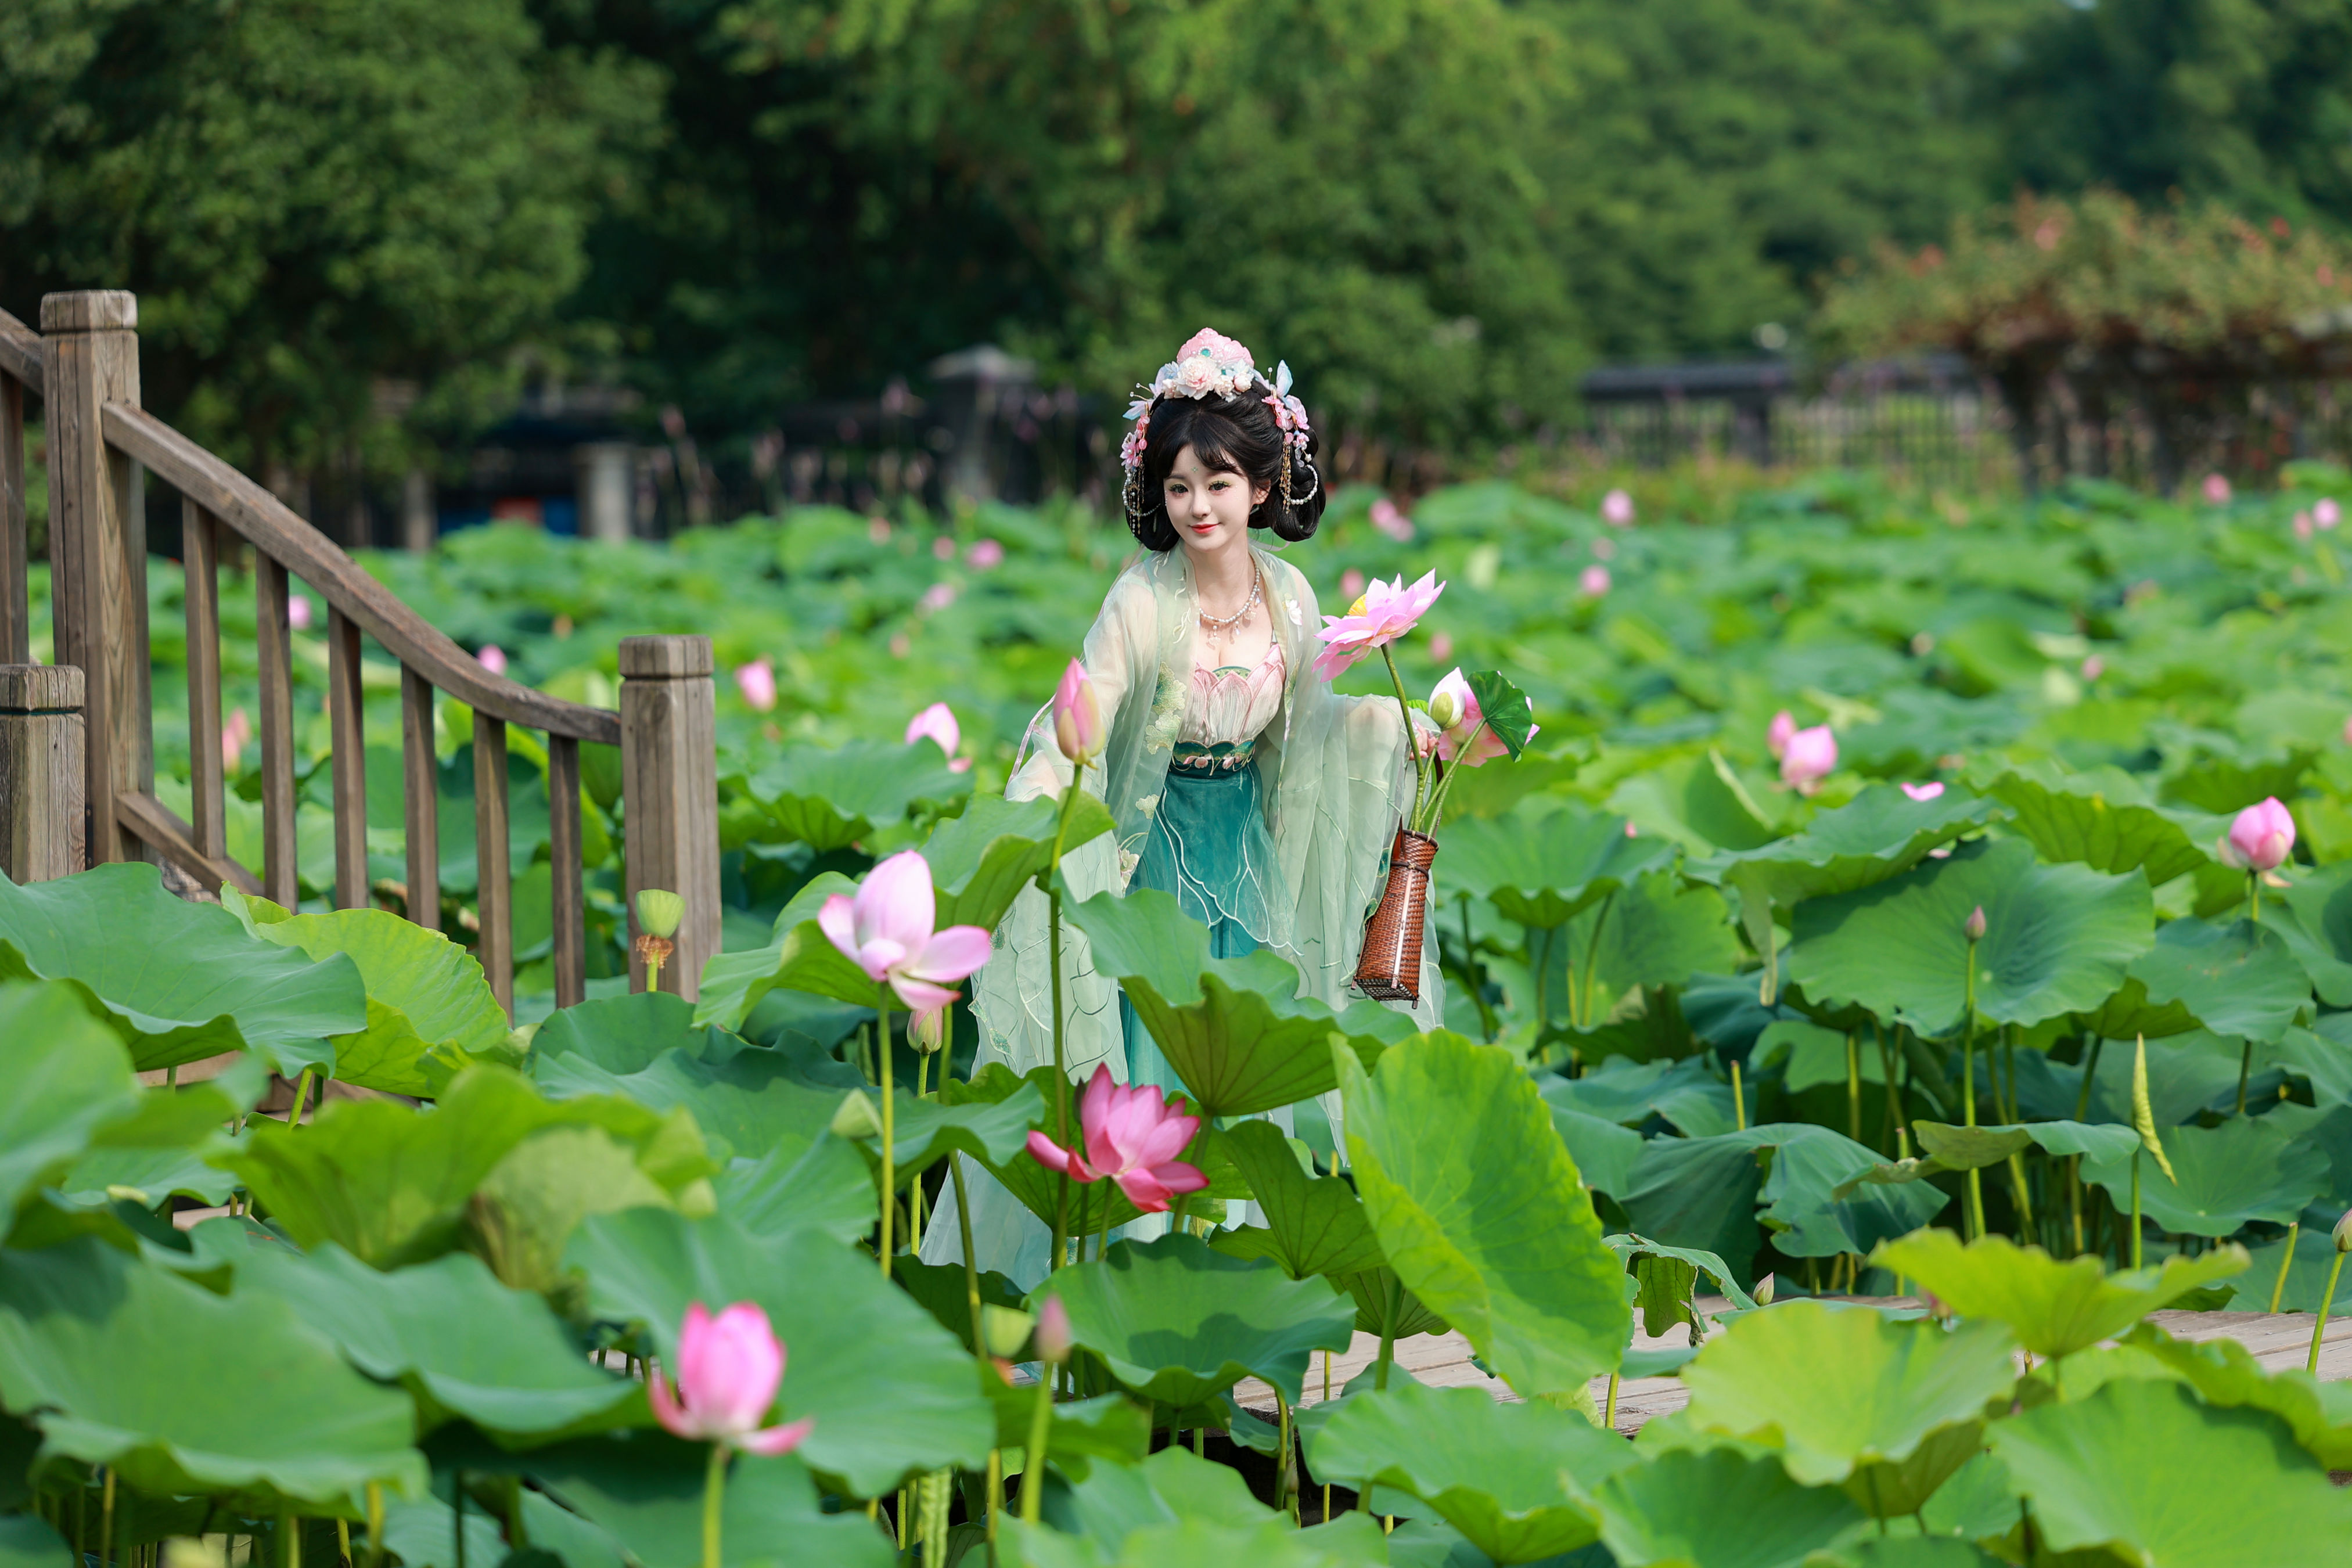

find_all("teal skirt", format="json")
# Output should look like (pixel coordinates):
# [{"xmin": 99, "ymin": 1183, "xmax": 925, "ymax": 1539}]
[{"xmin": 1120, "ymin": 753, "xmax": 1279, "ymax": 1098}]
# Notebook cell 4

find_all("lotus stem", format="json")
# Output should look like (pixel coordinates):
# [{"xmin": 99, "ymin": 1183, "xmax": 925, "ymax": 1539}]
[
  {"xmin": 1845, "ymin": 1032, "xmax": 1861, "ymax": 1142},
  {"xmin": 337, "ymin": 1520, "xmax": 350, "ymax": 1568},
  {"xmin": 1458, "ymin": 893, "xmax": 1499, "ymax": 1044},
  {"xmin": 1730, "ymin": 1059, "xmax": 1746, "ymax": 1132},
  {"xmin": 1020, "ymin": 1376, "xmax": 1053, "ymax": 1523},
  {"xmin": 2312, "ymin": 1250, "xmax": 2347, "ymax": 1376},
  {"xmin": 453, "ymin": 1472, "xmax": 466, "ymax": 1568},
  {"xmin": 1276, "ymin": 1391, "xmax": 1297, "ymax": 1522},
  {"xmin": 1043, "ymin": 767, "xmax": 1085, "ymax": 1274},
  {"xmin": 2271, "ymin": 1222, "xmax": 2300, "ymax": 1312},
  {"xmin": 1875, "ymin": 1022, "xmax": 1900, "ymax": 1151},
  {"xmin": 986, "ymin": 1450, "xmax": 1003, "ymax": 1547},
  {"xmin": 289, "ymin": 1066, "xmax": 315, "ymax": 1130},
  {"xmin": 2236, "ymin": 1039, "xmax": 2253, "ymax": 1117},
  {"xmin": 2249, "ymin": 868, "xmax": 2261, "ymax": 926},
  {"xmin": 1604, "ymin": 1371, "xmax": 1619, "ymax": 1429},
  {"xmin": 365, "ymin": 1486, "xmax": 384, "ymax": 1568},
  {"xmin": 1534, "ymin": 926, "xmax": 1554, "ymax": 1041},
  {"xmin": 282, "ymin": 1514, "xmax": 298, "ymax": 1568},
  {"xmin": 2068, "ymin": 1156, "xmax": 2085, "ymax": 1257},
  {"xmin": 1578, "ymin": 890, "xmax": 1616, "ymax": 1030},
  {"xmin": 2130, "ymin": 1152, "xmax": 2143, "ymax": 1270},
  {"xmin": 700, "ymin": 1443, "xmax": 727, "ymax": 1568},
  {"xmin": 879, "ymin": 983, "xmax": 898, "ymax": 1282},
  {"xmin": 2074, "ymin": 1034, "xmax": 2104, "ymax": 1121},
  {"xmin": 100, "ymin": 1470, "xmax": 114, "ymax": 1568},
  {"xmin": 1378, "ymin": 645, "xmax": 1429, "ymax": 829},
  {"xmin": 1416, "ymin": 719, "xmax": 1485, "ymax": 835},
  {"xmin": 1376, "ymin": 1273, "xmax": 1402, "ymax": 1391},
  {"xmin": 2001, "ymin": 1028, "xmax": 2019, "ymax": 1124}
]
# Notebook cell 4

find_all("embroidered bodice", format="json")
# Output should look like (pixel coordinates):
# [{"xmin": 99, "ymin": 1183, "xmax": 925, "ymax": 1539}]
[{"xmin": 1178, "ymin": 636, "xmax": 1286, "ymax": 749}]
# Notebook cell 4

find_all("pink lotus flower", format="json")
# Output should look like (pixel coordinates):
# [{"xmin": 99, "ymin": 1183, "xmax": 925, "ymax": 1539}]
[
  {"xmin": 869, "ymin": 517, "xmax": 893, "ymax": 544},
  {"xmin": 1428, "ymin": 668, "xmax": 1535, "ymax": 767},
  {"xmin": 1024, "ymin": 1065, "xmax": 1209, "ymax": 1214},
  {"xmin": 1767, "ymin": 710, "xmax": 1797, "ymax": 760},
  {"xmin": 1578, "ymin": 566, "xmax": 1611, "ymax": 597},
  {"xmin": 2320, "ymin": 498, "xmax": 2342, "ymax": 529},
  {"xmin": 1601, "ymin": 488, "xmax": 1636, "ymax": 527},
  {"xmin": 2219, "ymin": 797, "xmax": 2296, "ymax": 872},
  {"xmin": 1428, "ymin": 632, "xmax": 1454, "ymax": 661},
  {"xmin": 478, "ymin": 645, "xmax": 508, "ymax": 676},
  {"xmin": 287, "ymin": 595, "xmax": 312, "ymax": 631},
  {"xmin": 2202, "ymin": 473, "xmax": 2232, "ymax": 505},
  {"xmin": 1054, "ymin": 660, "xmax": 1105, "ymax": 766},
  {"xmin": 1901, "ymin": 782, "xmax": 1944, "ymax": 802},
  {"xmin": 933, "ymin": 535, "xmax": 956, "ymax": 560},
  {"xmin": 222, "ymin": 707, "xmax": 251, "ymax": 772},
  {"xmin": 1035, "ymin": 1296, "xmax": 1074, "ymax": 1364},
  {"xmin": 1312, "ymin": 571, "xmax": 1445, "ymax": 681},
  {"xmin": 2297, "ymin": 512, "xmax": 2316, "ymax": 542},
  {"xmin": 2082, "ymin": 656, "xmax": 2105, "ymax": 682},
  {"xmin": 966, "ymin": 538, "xmax": 1005, "ymax": 570},
  {"xmin": 646, "ymin": 1301, "xmax": 815, "ymax": 1456},
  {"xmin": 1369, "ymin": 498, "xmax": 1415, "ymax": 542},
  {"xmin": 889, "ymin": 634, "xmax": 911, "ymax": 659},
  {"xmin": 905, "ymin": 702, "xmax": 970, "ymax": 771},
  {"xmin": 1781, "ymin": 725, "xmax": 1837, "ymax": 793},
  {"xmin": 818, "ymin": 850, "xmax": 992, "ymax": 1010},
  {"xmin": 1340, "ymin": 568, "xmax": 1366, "ymax": 602},
  {"xmin": 920, "ymin": 582, "xmax": 958, "ymax": 614},
  {"xmin": 734, "ymin": 657, "xmax": 777, "ymax": 713}
]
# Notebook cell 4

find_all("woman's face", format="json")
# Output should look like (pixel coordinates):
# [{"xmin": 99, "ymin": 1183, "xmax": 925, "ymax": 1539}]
[{"xmin": 1162, "ymin": 444, "xmax": 1269, "ymax": 562}]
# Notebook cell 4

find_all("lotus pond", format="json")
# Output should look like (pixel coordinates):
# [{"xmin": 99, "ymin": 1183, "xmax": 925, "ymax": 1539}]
[{"xmin": 14, "ymin": 469, "xmax": 2352, "ymax": 1567}]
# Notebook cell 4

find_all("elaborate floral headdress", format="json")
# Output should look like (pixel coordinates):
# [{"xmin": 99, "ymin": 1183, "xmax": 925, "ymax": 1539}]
[{"xmin": 1121, "ymin": 328, "xmax": 1318, "ymax": 528}]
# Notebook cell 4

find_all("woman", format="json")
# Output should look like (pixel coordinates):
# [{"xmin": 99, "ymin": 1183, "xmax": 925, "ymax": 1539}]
[{"xmin": 923, "ymin": 329, "xmax": 1440, "ymax": 1284}]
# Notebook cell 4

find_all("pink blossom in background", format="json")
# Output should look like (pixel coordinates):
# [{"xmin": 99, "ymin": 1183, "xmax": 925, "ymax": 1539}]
[
  {"xmin": 1780, "ymin": 725, "xmax": 1837, "ymax": 793},
  {"xmin": 287, "ymin": 595, "xmax": 312, "ymax": 631},
  {"xmin": 2219, "ymin": 797, "xmax": 2296, "ymax": 872},
  {"xmin": 2297, "ymin": 512, "xmax": 2316, "ymax": 541},
  {"xmin": 1034, "ymin": 1296, "xmax": 1074, "ymax": 1364},
  {"xmin": 905, "ymin": 702, "xmax": 970, "ymax": 771},
  {"xmin": 477, "ymin": 645, "xmax": 508, "ymax": 676},
  {"xmin": 1340, "ymin": 567, "xmax": 1366, "ymax": 602},
  {"xmin": 932, "ymin": 535, "xmax": 956, "ymax": 560},
  {"xmin": 889, "ymin": 634, "xmax": 911, "ymax": 659},
  {"xmin": 1578, "ymin": 566, "xmax": 1611, "ymax": 597},
  {"xmin": 222, "ymin": 707, "xmax": 251, "ymax": 772},
  {"xmin": 646, "ymin": 1301, "xmax": 814, "ymax": 1456},
  {"xmin": 1369, "ymin": 498, "xmax": 1415, "ymax": 542},
  {"xmin": 966, "ymin": 538, "xmax": 1005, "ymax": 570},
  {"xmin": 869, "ymin": 517, "xmax": 893, "ymax": 544},
  {"xmin": 2202, "ymin": 473, "xmax": 2232, "ymax": 505},
  {"xmin": 734, "ymin": 657, "xmax": 778, "ymax": 713},
  {"xmin": 817, "ymin": 849, "xmax": 991, "ymax": 1010},
  {"xmin": 1312, "ymin": 571, "xmax": 1445, "ymax": 680},
  {"xmin": 1767, "ymin": 710, "xmax": 1797, "ymax": 760},
  {"xmin": 1625, "ymin": 821, "xmax": 1638, "ymax": 837},
  {"xmin": 2343, "ymin": 714, "xmax": 2352, "ymax": 746},
  {"xmin": 2082, "ymin": 656, "xmax": 2105, "ymax": 681},
  {"xmin": 2320, "ymin": 498, "xmax": 2342, "ymax": 529},
  {"xmin": 1428, "ymin": 632, "xmax": 1454, "ymax": 662},
  {"xmin": 1024, "ymin": 1064, "xmax": 1209, "ymax": 1213},
  {"xmin": 1901, "ymin": 782, "xmax": 1945, "ymax": 802},
  {"xmin": 920, "ymin": 582, "xmax": 958, "ymax": 614},
  {"xmin": 1601, "ymin": 488, "xmax": 1636, "ymax": 527}
]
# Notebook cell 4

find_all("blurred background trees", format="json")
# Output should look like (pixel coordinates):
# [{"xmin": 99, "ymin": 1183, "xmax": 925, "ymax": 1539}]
[{"xmin": 5, "ymin": 0, "xmax": 2351, "ymax": 497}]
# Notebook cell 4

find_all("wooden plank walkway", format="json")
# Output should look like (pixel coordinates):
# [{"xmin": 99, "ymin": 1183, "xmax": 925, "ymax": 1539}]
[{"xmin": 1238, "ymin": 1297, "xmax": 2352, "ymax": 1436}]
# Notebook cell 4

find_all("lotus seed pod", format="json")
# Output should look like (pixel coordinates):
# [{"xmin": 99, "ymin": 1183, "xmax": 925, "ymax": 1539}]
[
  {"xmin": 2335, "ymin": 1210, "xmax": 2352, "ymax": 1254},
  {"xmin": 636, "ymin": 887, "xmax": 685, "ymax": 940},
  {"xmin": 829, "ymin": 1089, "xmax": 883, "ymax": 1141},
  {"xmin": 1427, "ymin": 685, "xmax": 1463, "ymax": 730},
  {"xmin": 981, "ymin": 1304, "xmax": 1035, "ymax": 1359},
  {"xmin": 1963, "ymin": 905, "xmax": 1986, "ymax": 942}
]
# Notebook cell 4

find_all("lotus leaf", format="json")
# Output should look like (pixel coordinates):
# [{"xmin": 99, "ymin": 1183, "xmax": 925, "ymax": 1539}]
[
  {"xmin": 1980, "ymin": 760, "xmax": 2223, "ymax": 883},
  {"xmin": 1442, "ymin": 807, "xmax": 1670, "ymax": 930},
  {"xmin": 1836, "ymin": 1119, "xmax": 2138, "ymax": 1197},
  {"xmin": 0, "ymin": 864, "xmax": 366, "ymax": 1074},
  {"xmin": 1548, "ymin": 1105, "xmax": 1645, "ymax": 1195},
  {"xmin": 1592, "ymin": 1447, "xmax": 1866, "ymax": 1568},
  {"xmin": 2276, "ymin": 860, "xmax": 2352, "ymax": 1006},
  {"xmin": 0, "ymin": 1238, "xmax": 426, "ymax": 1509},
  {"xmin": 1303, "ymin": 1380, "xmax": 1636, "ymax": 1563},
  {"xmin": 693, "ymin": 873, "xmax": 876, "ymax": 1028},
  {"xmin": 1217, "ymin": 1119, "xmax": 1385, "ymax": 1281},
  {"xmin": 564, "ymin": 1206, "xmax": 991, "ymax": 1494},
  {"xmin": 1066, "ymin": 884, "xmax": 1419, "ymax": 1117},
  {"xmin": 520, "ymin": 1431, "xmax": 891, "ymax": 1568},
  {"xmin": 1604, "ymin": 1235, "xmax": 1759, "ymax": 1311},
  {"xmin": 736, "ymin": 738, "xmax": 969, "ymax": 851},
  {"xmin": 1680, "ymin": 1301, "xmax": 2015, "ymax": 1491},
  {"xmin": 2115, "ymin": 1324, "xmax": 2352, "ymax": 1469},
  {"xmin": 533, "ymin": 991, "xmax": 757, "ymax": 1076},
  {"xmin": 0, "ymin": 1518, "xmax": 67, "ymax": 1568},
  {"xmin": 1802, "ymin": 1541, "xmax": 2006, "ymax": 1568},
  {"xmin": 1785, "ymin": 837, "xmax": 2153, "ymax": 1037},
  {"xmin": 2123, "ymin": 916, "xmax": 2310, "ymax": 1047},
  {"xmin": 919, "ymin": 790, "xmax": 1113, "ymax": 930},
  {"xmin": 1340, "ymin": 1031, "xmax": 1629, "ymax": 1394},
  {"xmin": 1039, "ymin": 1232, "xmax": 1355, "ymax": 1407},
  {"xmin": 0, "ymin": 981, "xmax": 145, "ymax": 1221},
  {"xmin": 1540, "ymin": 1054, "xmax": 1733, "ymax": 1137},
  {"xmin": 1030, "ymin": 1446, "xmax": 1388, "ymax": 1567},
  {"xmin": 983, "ymin": 1380, "xmax": 1152, "ymax": 1481},
  {"xmin": 710, "ymin": 1133, "xmax": 875, "ymax": 1245},
  {"xmin": 2080, "ymin": 1114, "xmax": 2328, "ymax": 1236},
  {"xmin": 1871, "ymin": 1231, "xmax": 2250, "ymax": 1358},
  {"xmin": 1987, "ymin": 1378, "xmax": 2352, "ymax": 1567},
  {"xmin": 1531, "ymin": 870, "xmax": 1743, "ymax": 1025}
]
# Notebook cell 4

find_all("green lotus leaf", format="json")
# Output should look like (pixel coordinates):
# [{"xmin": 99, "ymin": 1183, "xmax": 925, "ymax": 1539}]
[
  {"xmin": 236, "ymin": 1242, "xmax": 641, "ymax": 1443},
  {"xmin": 0, "ymin": 981, "xmax": 146, "ymax": 1222},
  {"xmin": 1336, "ymin": 1264, "xmax": 1450, "ymax": 1340},
  {"xmin": 1038, "ymin": 1232, "xmax": 1355, "ymax": 1407},
  {"xmin": 1339, "ymin": 1031, "xmax": 1628, "ymax": 1394},
  {"xmin": 1785, "ymin": 837, "xmax": 2153, "ymax": 1038},
  {"xmin": 1980, "ymin": 760, "xmax": 2224, "ymax": 884},
  {"xmin": 533, "ymin": 991, "xmax": 762, "ymax": 1076},
  {"xmin": 2123, "ymin": 916, "xmax": 2310, "ymax": 1048},
  {"xmin": 1835, "ymin": 1119, "xmax": 2137, "ymax": 1197},
  {"xmin": 565, "ymin": 1206, "xmax": 991, "ymax": 1495},
  {"xmin": 2275, "ymin": 860, "xmax": 2352, "ymax": 1006},
  {"xmin": 225, "ymin": 1066, "xmax": 710, "ymax": 1266},
  {"xmin": 0, "ymin": 864, "xmax": 366, "ymax": 1075},
  {"xmin": 1801, "ymin": 1539, "xmax": 2008, "ymax": 1568},
  {"xmin": 1303, "ymin": 1380, "xmax": 1637, "ymax": 1563},
  {"xmin": 1442, "ymin": 807, "xmax": 1671, "ymax": 929},
  {"xmin": 519, "ymin": 1431, "xmax": 892, "ymax": 1568},
  {"xmin": 1548, "ymin": 1105, "xmax": 1646, "ymax": 1195},
  {"xmin": 2158, "ymin": 745, "xmax": 2315, "ymax": 817},
  {"xmin": 1592, "ymin": 1446, "xmax": 1867, "ymax": 1568},
  {"xmin": 893, "ymin": 1257, "xmax": 1026, "ymax": 1355},
  {"xmin": 1068, "ymin": 885, "xmax": 1419, "ymax": 1118},
  {"xmin": 1605, "ymin": 747, "xmax": 1778, "ymax": 856},
  {"xmin": 535, "ymin": 1034, "xmax": 840, "ymax": 1164},
  {"xmin": 1530, "ymin": 869, "xmax": 1743, "ymax": 1025},
  {"xmin": 229, "ymin": 896, "xmax": 512, "ymax": 1096},
  {"xmin": 1680, "ymin": 1300, "xmax": 2015, "ymax": 1493},
  {"xmin": 59, "ymin": 1145, "xmax": 239, "ymax": 1210},
  {"xmin": 693, "ymin": 873, "xmax": 876, "ymax": 1029},
  {"xmin": 2080, "ymin": 1115, "xmax": 2329, "ymax": 1236},
  {"xmin": 0, "ymin": 1237, "xmax": 425, "ymax": 1509},
  {"xmin": 2116, "ymin": 1323, "xmax": 2352, "ymax": 1469},
  {"xmin": 736, "ymin": 738, "xmax": 970, "ymax": 851},
  {"xmin": 1692, "ymin": 783, "xmax": 2006, "ymax": 1003},
  {"xmin": 1605, "ymin": 1234, "xmax": 1758, "ymax": 1311},
  {"xmin": 1217, "ymin": 1119, "xmax": 1385, "ymax": 1281},
  {"xmin": 1624, "ymin": 1125, "xmax": 1947, "ymax": 1278},
  {"xmin": 1031, "ymin": 1445, "xmax": 1386, "ymax": 1567},
  {"xmin": 470, "ymin": 1124, "xmax": 682, "ymax": 1293},
  {"xmin": 982, "ymin": 1380, "xmax": 1151, "ymax": 1482},
  {"xmin": 0, "ymin": 1517, "xmax": 68, "ymax": 1568},
  {"xmin": 1619, "ymin": 1130, "xmax": 1769, "ymax": 1285},
  {"xmin": 1870, "ymin": 1231, "xmax": 2250, "ymax": 1359},
  {"xmin": 1541, "ymin": 1055, "xmax": 1734, "ymax": 1137},
  {"xmin": 713, "ymin": 1134, "xmax": 876, "ymax": 1246},
  {"xmin": 919, "ymin": 790, "xmax": 1114, "ymax": 930},
  {"xmin": 839, "ymin": 1083, "xmax": 1045, "ymax": 1192},
  {"xmin": 1987, "ymin": 1378, "xmax": 2352, "ymax": 1566}
]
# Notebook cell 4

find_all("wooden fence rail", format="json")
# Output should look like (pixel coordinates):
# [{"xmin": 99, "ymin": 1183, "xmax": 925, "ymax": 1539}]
[{"xmin": 0, "ymin": 291, "xmax": 722, "ymax": 1012}]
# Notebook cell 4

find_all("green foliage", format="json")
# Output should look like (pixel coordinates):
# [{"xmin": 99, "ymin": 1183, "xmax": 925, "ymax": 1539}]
[{"xmin": 1873, "ymin": 1232, "xmax": 2250, "ymax": 1359}]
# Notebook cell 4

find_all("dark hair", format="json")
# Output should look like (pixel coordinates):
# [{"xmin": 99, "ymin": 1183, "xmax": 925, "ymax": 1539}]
[{"xmin": 1125, "ymin": 390, "xmax": 1324, "ymax": 551}]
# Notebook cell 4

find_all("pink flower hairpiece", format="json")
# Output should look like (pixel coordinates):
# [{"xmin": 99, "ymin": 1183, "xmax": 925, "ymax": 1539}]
[{"xmin": 1120, "ymin": 329, "xmax": 1314, "ymax": 484}]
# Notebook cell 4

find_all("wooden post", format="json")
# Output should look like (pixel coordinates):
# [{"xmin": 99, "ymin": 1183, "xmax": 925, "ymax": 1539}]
[
  {"xmin": 0, "ymin": 664, "xmax": 87, "ymax": 882},
  {"xmin": 619, "ymin": 634, "xmax": 719, "ymax": 1001},
  {"xmin": 41, "ymin": 291, "xmax": 149, "ymax": 865}
]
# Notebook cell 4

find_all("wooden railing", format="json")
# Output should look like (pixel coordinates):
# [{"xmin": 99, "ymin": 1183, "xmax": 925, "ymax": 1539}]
[{"xmin": 0, "ymin": 291, "xmax": 721, "ymax": 1011}]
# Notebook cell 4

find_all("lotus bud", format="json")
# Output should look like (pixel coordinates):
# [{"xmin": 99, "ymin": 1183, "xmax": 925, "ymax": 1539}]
[
  {"xmin": 2335, "ymin": 1210, "xmax": 2352, "ymax": 1255},
  {"xmin": 830, "ymin": 1089, "xmax": 883, "ymax": 1141},
  {"xmin": 478, "ymin": 644, "xmax": 508, "ymax": 676},
  {"xmin": 2131, "ymin": 1035, "xmax": 2177, "ymax": 1183},
  {"xmin": 2321, "ymin": 498, "xmax": 2342, "ymax": 529},
  {"xmin": 1601, "ymin": 488, "xmax": 1636, "ymax": 527},
  {"xmin": 1752, "ymin": 1274, "xmax": 1775, "ymax": 1307},
  {"xmin": 1035, "ymin": 1296, "xmax": 1074, "ymax": 1365},
  {"xmin": 981, "ymin": 1304, "xmax": 1034, "ymax": 1359},
  {"xmin": 636, "ymin": 888, "xmax": 685, "ymax": 940},
  {"xmin": 2220, "ymin": 797, "xmax": 2296, "ymax": 873},
  {"xmin": 1427, "ymin": 685, "xmax": 1464, "ymax": 730},
  {"xmin": 1767, "ymin": 710, "xmax": 1797, "ymax": 760},
  {"xmin": 1963, "ymin": 905, "xmax": 1986, "ymax": 942},
  {"xmin": 1053, "ymin": 659, "xmax": 1105, "ymax": 766},
  {"xmin": 1578, "ymin": 564, "xmax": 1612, "ymax": 597},
  {"xmin": 1779, "ymin": 725, "xmax": 1837, "ymax": 793},
  {"xmin": 909, "ymin": 1005, "xmax": 947, "ymax": 1055}
]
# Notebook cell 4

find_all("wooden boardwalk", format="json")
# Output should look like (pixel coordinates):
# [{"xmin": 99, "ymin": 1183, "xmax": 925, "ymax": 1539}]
[{"xmin": 1238, "ymin": 1297, "xmax": 2352, "ymax": 1436}]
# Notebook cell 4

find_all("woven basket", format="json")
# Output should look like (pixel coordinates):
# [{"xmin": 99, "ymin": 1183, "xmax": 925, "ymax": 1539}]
[{"xmin": 1353, "ymin": 828, "xmax": 1438, "ymax": 1002}]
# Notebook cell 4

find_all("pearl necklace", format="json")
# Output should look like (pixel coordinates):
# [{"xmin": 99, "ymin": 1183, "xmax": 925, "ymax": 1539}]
[{"xmin": 1197, "ymin": 566, "xmax": 1262, "ymax": 636}]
